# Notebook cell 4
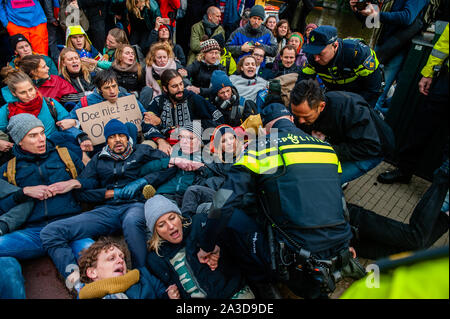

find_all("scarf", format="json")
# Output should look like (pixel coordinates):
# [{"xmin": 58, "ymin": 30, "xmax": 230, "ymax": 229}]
[
  {"xmin": 202, "ymin": 14, "xmax": 218, "ymax": 37},
  {"xmin": 8, "ymin": 93, "xmax": 43, "ymax": 119},
  {"xmin": 78, "ymin": 269, "xmax": 140, "ymax": 299},
  {"xmin": 104, "ymin": 142, "xmax": 133, "ymax": 161},
  {"xmin": 145, "ymin": 58, "xmax": 177, "ymax": 97},
  {"xmin": 112, "ymin": 60, "xmax": 139, "ymax": 74}
]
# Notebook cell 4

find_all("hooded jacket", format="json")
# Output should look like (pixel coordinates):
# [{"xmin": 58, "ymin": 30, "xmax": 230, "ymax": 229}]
[
  {"xmin": 0, "ymin": 0, "xmax": 47, "ymax": 28},
  {"xmin": 65, "ymin": 25, "xmax": 101, "ymax": 60}
]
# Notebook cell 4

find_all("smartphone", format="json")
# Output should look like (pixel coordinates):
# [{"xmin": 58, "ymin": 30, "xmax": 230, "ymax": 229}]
[{"xmin": 161, "ymin": 18, "xmax": 170, "ymax": 25}]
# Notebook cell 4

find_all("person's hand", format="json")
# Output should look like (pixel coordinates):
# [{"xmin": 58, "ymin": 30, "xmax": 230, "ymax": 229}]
[
  {"xmin": 157, "ymin": 138, "xmax": 172, "ymax": 155},
  {"xmin": 144, "ymin": 112, "xmax": 161, "ymax": 126},
  {"xmin": 166, "ymin": 284, "xmax": 180, "ymax": 299},
  {"xmin": 418, "ymin": 76, "xmax": 433, "ymax": 96},
  {"xmin": 0, "ymin": 139, "xmax": 13, "ymax": 152},
  {"xmin": 197, "ymin": 246, "xmax": 220, "ymax": 271},
  {"xmin": 359, "ymin": 3, "xmax": 377, "ymax": 17},
  {"xmin": 186, "ymin": 86, "xmax": 200, "ymax": 94},
  {"xmin": 80, "ymin": 139, "xmax": 94, "ymax": 152},
  {"xmin": 120, "ymin": 178, "xmax": 147, "ymax": 199},
  {"xmin": 154, "ymin": 16, "xmax": 163, "ymax": 31},
  {"xmin": 48, "ymin": 180, "xmax": 81, "ymax": 196},
  {"xmin": 23, "ymin": 185, "xmax": 54, "ymax": 200},
  {"xmin": 178, "ymin": 68, "xmax": 188, "ymax": 77},
  {"xmin": 349, "ymin": 247, "xmax": 357, "ymax": 259},
  {"xmin": 241, "ymin": 42, "xmax": 254, "ymax": 53},
  {"xmin": 56, "ymin": 119, "xmax": 77, "ymax": 130},
  {"xmin": 70, "ymin": 0, "xmax": 79, "ymax": 8},
  {"xmin": 311, "ymin": 130, "xmax": 326, "ymax": 141},
  {"xmin": 81, "ymin": 57, "xmax": 98, "ymax": 66}
]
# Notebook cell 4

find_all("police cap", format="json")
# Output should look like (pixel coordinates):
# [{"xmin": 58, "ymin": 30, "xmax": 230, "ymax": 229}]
[
  {"xmin": 303, "ymin": 25, "xmax": 338, "ymax": 55},
  {"xmin": 261, "ymin": 103, "xmax": 292, "ymax": 126}
]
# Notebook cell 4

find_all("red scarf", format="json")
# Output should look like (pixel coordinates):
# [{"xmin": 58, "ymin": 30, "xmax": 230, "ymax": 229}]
[{"xmin": 8, "ymin": 94, "xmax": 43, "ymax": 120}]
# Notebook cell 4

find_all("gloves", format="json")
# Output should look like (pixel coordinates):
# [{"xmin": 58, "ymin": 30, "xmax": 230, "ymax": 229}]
[
  {"xmin": 120, "ymin": 178, "xmax": 148, "ymax": 199},
  {"xmin": 113, "ymin": 188, "xmax": 125, "ymax": 200}
]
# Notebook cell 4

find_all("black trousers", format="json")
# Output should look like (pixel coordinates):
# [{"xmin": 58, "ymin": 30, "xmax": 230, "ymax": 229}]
[{"xmin": 349, "ymin": 159, "xmax": 449, "ymax": 260}]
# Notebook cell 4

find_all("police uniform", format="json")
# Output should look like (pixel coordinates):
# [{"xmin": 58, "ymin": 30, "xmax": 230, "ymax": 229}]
[
  {"xmin": 298, "ymin": 25, "xmax": 382, "ymax": 108},
  {"xmin": 199, "ymin": 103, "xmax": 353, "ymax": 299}
]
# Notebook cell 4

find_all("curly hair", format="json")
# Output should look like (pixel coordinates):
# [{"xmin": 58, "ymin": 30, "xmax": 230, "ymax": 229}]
[
  {"xmin": 145, "ymin": 41, "xmax": 174, "ymax": 66},
  {"xmin": 78, "ymin": 237, "xmax": 128, "ymax": 284}
]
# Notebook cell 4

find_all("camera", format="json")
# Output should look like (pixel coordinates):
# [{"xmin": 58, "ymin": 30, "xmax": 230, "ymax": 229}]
[{"xmin": 354, "ymin": 0, "xmax": 381, "ymax": 11}]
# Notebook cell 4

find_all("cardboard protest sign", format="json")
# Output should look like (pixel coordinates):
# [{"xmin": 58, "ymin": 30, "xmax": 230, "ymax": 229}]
[{"xmin": 76, "ymin": 95, "xmax": 142, "ymax": 145}]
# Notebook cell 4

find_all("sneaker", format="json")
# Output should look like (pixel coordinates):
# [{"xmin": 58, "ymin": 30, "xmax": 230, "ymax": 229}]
[{"xmin": 377, "ymin": 169, "xmax": 412, "ymax": 184}]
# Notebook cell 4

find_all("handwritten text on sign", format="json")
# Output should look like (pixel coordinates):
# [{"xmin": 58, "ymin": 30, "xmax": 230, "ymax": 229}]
[{"xmin": 76, "ymin": 95, "xmax": 142, "ymax": 145}]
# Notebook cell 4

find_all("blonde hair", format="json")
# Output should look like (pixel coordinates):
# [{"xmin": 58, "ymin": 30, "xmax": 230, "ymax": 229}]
[
  {"xmin": 67, "ymin": 34, "xmax": 92, "ymax": 52},
  {"xmin": 59, "ymin": 47, "xmax": 91, "ymax": 83},
  {"xmin": 215, "ymin": 133, "xmax": 244, "ymax": 163},
  {"xmin": 108, "ymin": 28, "xmax": 130, "ymax": 46},
  {"xmin": 1, "ymin": 66, "xmax": 34, "ymax": 94},
  {"xmin": 114, "ymin": 44, "xmax": 143, "ymax": 79},
  {"xmin": 147, "ymin": 215, "xmax": 191, "ymax": 256},
  {"xmin": 145, "ymin": 41, "xmax": 175, "ymax": 66},
  {"xmin": 126, "ymin": 0, "xmax": 149, "ymax": 19}
]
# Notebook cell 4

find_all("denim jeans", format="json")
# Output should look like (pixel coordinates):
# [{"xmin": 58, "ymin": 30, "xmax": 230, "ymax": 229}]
[
  {"xmin": 340, "ymin": 157, "xmax": 383, "ymax": 184},
  {"xmin": 0, "ymin": 227, "xmax": 93, "ymax": 260},
  {"xmin": 0, "ymin": 257, "xmax": 26, "ymax": 299},
  {"xmin": 374, "ymin": 47, "xmax": 407, "ymax": 113},
  {"xmin": 40, "ymin": 202, "xmax": 148, "ymax": 278}
]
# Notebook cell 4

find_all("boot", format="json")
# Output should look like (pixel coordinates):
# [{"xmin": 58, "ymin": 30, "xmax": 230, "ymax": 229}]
[{"xmin": 377, "ymin": 168, "xmax": 412, "ymax": 184}]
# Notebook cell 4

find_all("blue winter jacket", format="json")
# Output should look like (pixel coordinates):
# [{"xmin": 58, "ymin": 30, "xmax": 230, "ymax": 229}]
[
  {"xmin": 0, "ymin": 140, "xmax": 87, "ymax": 229},
  {"xmin": 0, "ymin": 0, "xmax": 47, "ymax": 28}
]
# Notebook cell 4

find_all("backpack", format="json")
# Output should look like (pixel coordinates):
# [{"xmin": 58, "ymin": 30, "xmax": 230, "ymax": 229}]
[{"xmin": 5, "ymin": 146, "xmax": 78, "ymax": 186}]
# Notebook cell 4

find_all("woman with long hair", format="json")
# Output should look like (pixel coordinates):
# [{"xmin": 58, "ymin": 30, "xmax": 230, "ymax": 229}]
[{"xmin": 59, "ymin": 48, "xmax": 96, "ymax": 95}]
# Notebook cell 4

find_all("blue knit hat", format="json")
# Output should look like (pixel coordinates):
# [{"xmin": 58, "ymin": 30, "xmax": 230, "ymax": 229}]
[
  {"xmin": 103, "ymin": 119, "xmax": 130, "ymax": 140},
  {"xmin": 210, "ymin": 70, "xmax": 233, "ymax": 96}
]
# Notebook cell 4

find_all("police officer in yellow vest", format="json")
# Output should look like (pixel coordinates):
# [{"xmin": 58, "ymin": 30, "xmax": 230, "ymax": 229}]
[
  {"xmin": 196, "ymin": 103, "xmax": 354, "ymax": 299},
  {"xmin": 298, "ymin": 25, "xmax": 382, "ymax": 108}
]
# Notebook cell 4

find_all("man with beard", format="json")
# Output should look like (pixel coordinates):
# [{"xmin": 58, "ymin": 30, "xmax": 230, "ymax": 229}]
[
  {"xmin": 40, "ymin": 119, "xmax": 174, "ymax": 289},
  {"xmin": 143, "ymin": 69, "xmax": 224, "ymax": 155},
  {"xmin": 226, "ymin": 5, "xmax": 278, "ymax": 62}
]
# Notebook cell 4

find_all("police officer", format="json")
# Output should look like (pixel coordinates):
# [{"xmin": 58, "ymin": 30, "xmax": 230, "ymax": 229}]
[
  {"xmin": 297, "ymin": 25, "xmax": 382, "ymax": 108},
  {"xmin": 196, "ymin": 103, "xmax": 354, "ymax": 299}
]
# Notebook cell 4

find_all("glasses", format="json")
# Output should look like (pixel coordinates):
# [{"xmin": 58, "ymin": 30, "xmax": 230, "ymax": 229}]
[{"xmin": 252, "ymin": 53, "xmax": 264, "ymax": 58}]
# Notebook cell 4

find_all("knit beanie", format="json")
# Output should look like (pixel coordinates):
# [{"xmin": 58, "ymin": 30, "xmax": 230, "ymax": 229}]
[
  {"xmin": 103, "ymin": 119, "xmax": 130, "ymax": 140},
  {"xmin": 7, "ymin": 113, "xmax": 44, "ymax": 144},
  {"xmin": 289, "ymin": 32, "xmax": 305, "ymax": 53},
  {"xmin": 177, "ymin": 122, "xmax": 203, "ymax": 142},
  {"xmin": 145, "ymin": 195, "xmax": 182, "ymax": 236},
  {"xmin": 249, "ymin": 5, "xmax": 265, "ymax": 20},
  {"xmin": 210, "ymin": 70, "xmax": 233, "ymax": 96},
  {"xmin": 200, "ymin": 39, "xmax": 221, "ymax": 54},
  {"xmin": 10, "ymin": 34, "xmax": 32, "ymax": 51}
]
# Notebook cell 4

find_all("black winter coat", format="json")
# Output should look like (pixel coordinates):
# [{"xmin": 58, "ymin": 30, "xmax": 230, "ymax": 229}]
[{"xmin": 186, "ymin": 60, "xmax": 226, "ymax": 97}]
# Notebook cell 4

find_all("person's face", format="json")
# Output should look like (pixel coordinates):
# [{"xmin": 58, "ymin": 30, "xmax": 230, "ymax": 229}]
[
  {"xmin": 32, "ymin": 59, "xmax": 49, "ymax": 80},
  {"xmin": 278, "ymin": 23, "xmax": 288, "ymax": 37},
  {"xmin": 291, "ymin": 100, "xmax": 325, "ymax": 125},
  {"xmin": 179, "ymin": 130, "xmax": 201, "ymax": 154},
  {"xmin": 121, "ymin": 47, "xmax": 136, "ymax": 66},
  {"xmin": 158, "ymin": 27, "xmax": 170, "ymax": 41},
  {"xmin": 203, "ymin": 49, "xmax": 220, "ymax": 65},
  {"xmin": 208, "ymin": 9, "xmax": 221, "ymax": 25},
  {"xmin": 87, "ymin": 246, "xmax": 127, "ymax": 282},
  {"xmin": 154, "ymin": 49, "xmax": 169, "ymax": 67},
  {"xmin": 252, "ymin": 48, "xmax": 265, "ymax": 66},
  {"xmin": 249, "ymin": 16, "xmax": 263, "ymax": 29},
  {"xmin": 12, "ymin": 80, "xmax": 37, "ymax": 103},
  {"xmin": 288, "ymin": 37, "xmax": 301, "ymax": 51},
  {"xmin": 221, "ymin": 132, "xmax": 236, "ymax": 154},
  {"xmin": 106, "ymin": 34, "xmax": 119, "ymax": 50},
  {"xmin": 155, "ymin": 212, "xmax": 183, "ymax": 244},
  {"xmin": 265, "ymin": 17, "xmax": 277, "ymax": 30},
  {"xmin": 314, "ymin": 42, "xmax": 338, "ymax": 66},
  {"xmin": 241, "ymin": 57, "xmax": 256, "ymax": 78},
  {"xmin": 217, "ymin": 86, "xmax": 232, "ymax": 101},
  {"xmin": 71, "ymin": 34, "xmax": 86, "ymax": 50},
  {"xmin": 19, "ymin": 126, "xmax": 46, "ymax": 154},
  {"xmin": 107, "ymin": 133, "xmax": 128, "ymax": 154},
  {"xmin": 15, "ymin": 41, "xmax": 32, "ymax": 58},
  {"xmin": 63, "ymin": 51, "xmax": 81, "ymax": 74},
  {"xmin": 136, "ymin": 0, "xmax": 145, "ymax": 10},
  {"xmin": 165, "ymin": 76, "xmax": 184, "ymax": 101},
  {"xmin": 281, "ymin": 48, "xmax": 296, "ymax": 68},
  {"xmin": 305, "ymin": 27, "xmax": 314, "ymax": 38},
  {"xmin": 100, "ymin": 80, "xmax": 119, "ymax": 103}
]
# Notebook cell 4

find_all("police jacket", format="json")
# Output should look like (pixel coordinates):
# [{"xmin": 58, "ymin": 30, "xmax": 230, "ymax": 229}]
[
  {"xmin": 147, "ymin": 213, "xmax": 247, "ymax": 299},
  {"xmin": 200, "ymin": 118, "xmax": 353, "ymax": 255},
  {"xmin": 298, "ymin": 38, "xmax": 382, "ymax": 106},
  {"xmin": 298, "ymin": 91, "xmax": 383, "ymax": 162}
]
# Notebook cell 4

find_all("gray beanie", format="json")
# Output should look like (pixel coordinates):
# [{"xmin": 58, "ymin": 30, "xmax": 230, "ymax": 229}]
[
  {"xmin": 145, "ymin": 195, "xmax": 182, "ymax": 236},
  {"xmin": 250, "ymin": 5, "xmax": 265, "ymax": 20},
  {"xmin": 7, "ymin": 113, "xmax": 45, "ymax": 144}
]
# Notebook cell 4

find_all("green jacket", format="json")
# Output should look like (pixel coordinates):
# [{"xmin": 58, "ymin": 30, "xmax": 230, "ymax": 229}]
[{"xmin": 187, "ymin": 20, "xmax": 225, "ymax": 66}]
